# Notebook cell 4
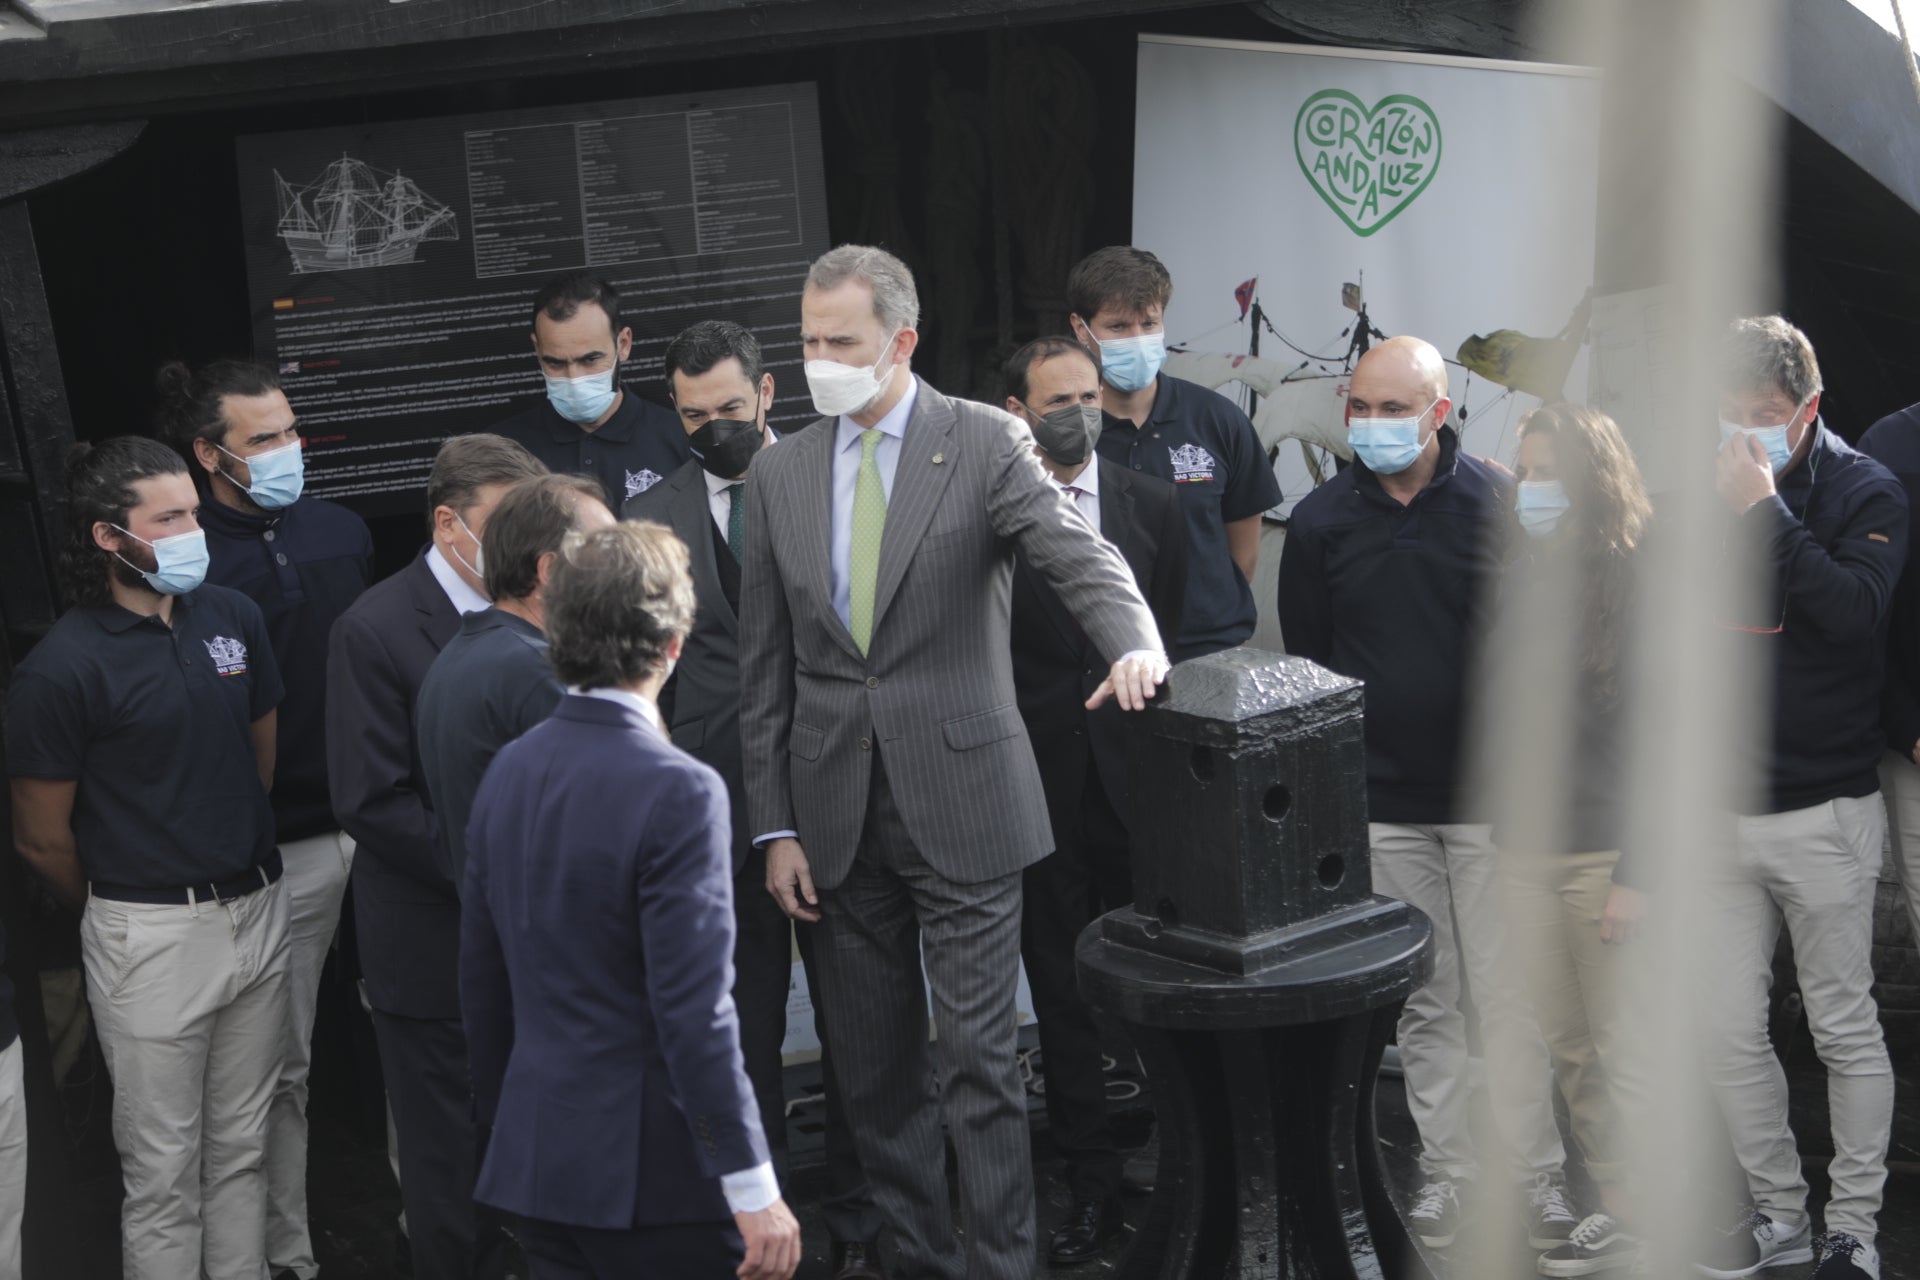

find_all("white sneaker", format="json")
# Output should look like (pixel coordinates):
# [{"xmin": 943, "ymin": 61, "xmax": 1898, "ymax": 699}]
[{"xmin": 1694, "ymin": 1209, "xmax": 1814, "ymax": 1278}]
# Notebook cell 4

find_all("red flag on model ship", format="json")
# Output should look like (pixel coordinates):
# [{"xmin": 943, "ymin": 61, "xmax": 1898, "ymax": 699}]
[{"xmin": 1234, "ymin": 277, "xmax": 1258, "ymax": 320}]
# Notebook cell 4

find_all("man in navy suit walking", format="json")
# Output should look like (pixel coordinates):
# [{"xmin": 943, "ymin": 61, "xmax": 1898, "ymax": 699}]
[{"xmin": 460, "ymin": 520, "xmax": 801, "ymax": 1280}]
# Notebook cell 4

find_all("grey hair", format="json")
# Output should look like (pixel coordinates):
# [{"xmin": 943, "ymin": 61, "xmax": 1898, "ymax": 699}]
[
  {"xmin": 806, "ymin": 245, "xmax": 920, "ymax": 332},
  {"xmin": 1723, "ymin": 315, "xmax": 1823, "ymax": 405}
]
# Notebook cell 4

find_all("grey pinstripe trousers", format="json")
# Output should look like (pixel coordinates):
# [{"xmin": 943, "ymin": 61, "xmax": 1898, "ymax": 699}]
[{"xmin": 812, "ymin": 751, "xmax": 1036, "ymax": 1280}]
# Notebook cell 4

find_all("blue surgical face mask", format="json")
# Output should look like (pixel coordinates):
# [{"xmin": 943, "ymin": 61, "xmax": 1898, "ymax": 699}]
[
  {"xmin": 1347, "ymin": 399, "xmax": 1440, "ymax": 475},
  {"xmin": 1093, "ymin": 332, "xmax": 1167, "ymax": 394},
  {"xmin": 112, "ymin": 525, "xmax": 209, "ymax": 596},
  {"xmin": 546, "ymin": 367, "xmax": 620, "ymax": 424},
  {"xmin": 219, "ymin": 438, "xmax": 304, "ymax": 510},
  {"xmin": 1515, "ymin": 479, "xmax": 1571, "ymax": 537},
  {"xmin": 1717, "ymin": 403, "xmax": 1805, "ymax": 474}
]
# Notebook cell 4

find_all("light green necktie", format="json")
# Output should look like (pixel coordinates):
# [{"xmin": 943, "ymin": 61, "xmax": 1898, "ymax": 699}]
[{"xmin": 848, "ymin": 428, "xmax": 887, "ymax": 655}]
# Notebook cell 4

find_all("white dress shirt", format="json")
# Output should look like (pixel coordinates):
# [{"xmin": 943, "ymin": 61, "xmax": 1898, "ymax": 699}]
[
  {"xmin": 703, "ymin": 430, "xmax": 780, "ymax": 540},
  {"xmin": 1056, "ymin": 456, "xmax": 1101, "ymax": 536},
  {"xmin": 426, "ymin": 545, "xmax": 490, "ymax": 615},
  {"xmin": 569, "ymin": 682, "xmax": 780, "ymax": 1215}
]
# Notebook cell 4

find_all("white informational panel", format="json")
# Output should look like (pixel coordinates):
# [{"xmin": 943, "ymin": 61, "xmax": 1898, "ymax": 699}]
[{"xmin": 1133, "ymin": 35, "xmax": 1602, "ymax": 505}]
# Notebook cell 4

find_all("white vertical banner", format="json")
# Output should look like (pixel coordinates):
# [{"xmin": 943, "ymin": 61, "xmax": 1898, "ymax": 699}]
[{"xmin": 1131, "ymin": 34, "xmax": 1601, "ymax": 504}]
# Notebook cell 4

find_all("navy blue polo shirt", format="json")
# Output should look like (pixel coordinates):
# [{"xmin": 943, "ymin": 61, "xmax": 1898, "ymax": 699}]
[
  {"xmin": 202, "ymin": 492, "xmax": 372, "ymax": 842},
  {"xmin": 5, "ymin": 587, "xmax": 284, "ymax": 888},
  {"xmin": 492, "ymin": 383, "xmax": 690, "ymax": 508},
  {"xmin": 1096, "ymin": 373, "xmax": 1280, "ymax": 659}
]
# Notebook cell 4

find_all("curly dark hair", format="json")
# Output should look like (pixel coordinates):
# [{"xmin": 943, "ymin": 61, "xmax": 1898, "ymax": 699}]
[
  {"xmin": 1514, "ymin": 402, "xmax": 1651, "ymax": 700},
  {"xmin": 60, "ymin": 437, "xmax": 191, "ymax": 608},
  {"xmin": 546, "ymin": 522, "xmax": 695, "ymax": 690}
]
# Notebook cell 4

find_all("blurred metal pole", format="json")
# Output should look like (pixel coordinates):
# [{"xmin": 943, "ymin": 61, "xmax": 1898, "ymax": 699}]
[{"xmin": 1466, "ymin": 0, "xmax": 1785, "ymax": 1274}]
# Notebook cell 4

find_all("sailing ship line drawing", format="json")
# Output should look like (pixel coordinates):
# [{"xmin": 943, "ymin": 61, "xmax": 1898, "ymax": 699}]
[{"xmin": 274, "ymin": 155, "xmax": 458, "ymax": 273}]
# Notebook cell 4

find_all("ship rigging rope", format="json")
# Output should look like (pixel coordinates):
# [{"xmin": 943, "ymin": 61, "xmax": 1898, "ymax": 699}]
[{"xmin": 1895, "ymin": 0, "xmax": 1920, "ymax": 118}]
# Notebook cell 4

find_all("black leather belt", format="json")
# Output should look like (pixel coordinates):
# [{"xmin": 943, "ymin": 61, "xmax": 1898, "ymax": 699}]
[{"xmin": 91, "ymin": 847, "xmax": 284, "ymax": 906}]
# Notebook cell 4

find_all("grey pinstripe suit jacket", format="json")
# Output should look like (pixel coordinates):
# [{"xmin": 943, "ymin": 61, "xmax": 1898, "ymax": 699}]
[{"xmin": 738, "ymin": 378, "xmax": 1160, "ymax": 890}]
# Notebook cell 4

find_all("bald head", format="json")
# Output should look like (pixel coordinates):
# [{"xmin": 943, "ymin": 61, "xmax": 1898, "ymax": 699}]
[{"xmin": 1351, "ymin": 336, "xmax": 1450, "ymax": 412}]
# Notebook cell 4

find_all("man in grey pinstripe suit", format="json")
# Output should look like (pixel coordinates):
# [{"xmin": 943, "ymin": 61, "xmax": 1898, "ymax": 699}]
[{"xmin": 740, "ymin": 245, "xmax": 1168, "ymax": 1279}]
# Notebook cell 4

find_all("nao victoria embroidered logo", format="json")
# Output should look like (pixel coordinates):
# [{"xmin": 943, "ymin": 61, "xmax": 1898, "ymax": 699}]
[
  {"xmin": 625, "ymin": 468, "xmax": 664, "ymax": 499},
  {"xmin": 1169, "ymin": 442, "xmax": 1218, "ymax": 484},
  {"xmin": 204, "ymin": 636, "xmax": 249, "ymax": 677}
]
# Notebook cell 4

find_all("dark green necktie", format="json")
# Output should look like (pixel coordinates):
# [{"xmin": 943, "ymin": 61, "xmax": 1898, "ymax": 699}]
[{"xmin": 725, "ymin": 483, "xmax": 745, "ymax": 562}]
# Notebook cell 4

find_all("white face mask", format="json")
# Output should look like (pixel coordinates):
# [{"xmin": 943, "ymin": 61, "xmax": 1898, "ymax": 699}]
[{"xmin": 805, "ymin": 329, "xmax": 900, "ymax": 419}]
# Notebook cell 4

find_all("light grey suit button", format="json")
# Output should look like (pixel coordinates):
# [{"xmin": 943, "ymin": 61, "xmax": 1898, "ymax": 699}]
[
  {"xmin": 866, "ymin": 676, "xmax": 879, "ymax": 689},
  {"xmin": 859, "ymin": 737, "xmax": 872, "ymax": 751}
]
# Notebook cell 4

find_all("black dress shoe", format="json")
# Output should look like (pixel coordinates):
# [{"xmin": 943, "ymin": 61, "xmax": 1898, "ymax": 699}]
[
  {"xmin": 1048, "ymin": 1196, "xmax": 1123, "ymax": 1265},
  {"xmin": 832, "ymin": 1238, "xmax": 886, "ymax": 1279}
]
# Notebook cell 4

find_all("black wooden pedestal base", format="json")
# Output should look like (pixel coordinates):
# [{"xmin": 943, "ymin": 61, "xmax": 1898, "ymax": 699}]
[{"xmin": 1078, "ymin": 896, "xmax": 1434, "ymax": 1280}]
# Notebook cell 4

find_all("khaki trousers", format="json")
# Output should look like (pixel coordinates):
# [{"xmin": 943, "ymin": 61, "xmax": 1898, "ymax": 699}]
[
  {"xmin": 1701, "ymin": 795, "xmax": 1891, "ymax": 1242},
  {"xmin": 1502, "ymin": 849, "xmax": 1648, "ymax": 1187},
  {"xmin": 267, "ymin": 831, "xmax": 355, "ymax": 1279},
  {"xmin": 1370, "ymin": 822, "xmax": 1566, "ymax": 1182},
  {"xmin": 0, "ymin": 1038, "xmax": 23, "ymax": 1280},
  {"xmin": 82, "ymin": 877, "xmax": 291, "ymax": 1280}
]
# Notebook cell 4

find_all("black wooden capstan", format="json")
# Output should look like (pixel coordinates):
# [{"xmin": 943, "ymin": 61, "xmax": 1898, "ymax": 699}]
[{"xmin": 1077, "ymin": 648, "xmax": 1435, "ymax": 1280}]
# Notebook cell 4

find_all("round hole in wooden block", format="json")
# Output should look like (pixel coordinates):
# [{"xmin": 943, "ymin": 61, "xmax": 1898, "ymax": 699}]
[
  {"xmin": 1262, "ymin": 784, "xmax": 1291, "ymax": 823},
  {"xmin": 1188, "ymin": 746, "xmax": 1214, "ymax": 783},
  {"xmin": 1317, "ymin": 854, "xmax": 1345, "ymax": 889}
]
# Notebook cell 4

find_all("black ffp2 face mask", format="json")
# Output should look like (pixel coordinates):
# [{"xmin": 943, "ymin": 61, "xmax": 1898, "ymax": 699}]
[
  {"xmin": 1028, "ymin": 402, "xmax": 1102, "ymax": 467},
  {"xmin": 688, "ymin": 418, "xmax": 765, "ymax": 479}
]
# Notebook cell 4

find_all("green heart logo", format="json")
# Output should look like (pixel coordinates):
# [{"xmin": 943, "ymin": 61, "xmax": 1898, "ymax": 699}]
[{"xmin": 1294, "ymin": 90, "xmax": 1443, "ymax": 238}]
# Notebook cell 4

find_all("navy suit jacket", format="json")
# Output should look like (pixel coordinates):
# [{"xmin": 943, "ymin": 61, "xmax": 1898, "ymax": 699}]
[
  {"xmin": 327, "ymin": 548, "xmax": 463, "ymax": 1018},
  {"xmin": 460, "ymin": 693, "xmax": 769, "ymax": 1229}
]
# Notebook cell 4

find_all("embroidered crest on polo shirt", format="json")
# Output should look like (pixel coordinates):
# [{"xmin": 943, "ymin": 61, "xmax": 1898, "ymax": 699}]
[
  {"xmin": 1169, "ymin": 442, "xmax": 1218, "ymax": 483},
  {"xmin": 204, "ymin": 636, "xmax": 249, "ymax": 677},
  {"xmin": 625, "ymin": 469, "xmax": 664, "ymax": 499}
]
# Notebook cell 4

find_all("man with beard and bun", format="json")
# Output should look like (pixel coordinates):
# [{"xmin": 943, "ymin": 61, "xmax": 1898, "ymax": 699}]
[
  {"xmin": 1279, "ymin": 336, "xmax": 1574, "ymax": 1253},
  {"xmin": 625, "ymin": 319, "xmax": 883, "ymax": 1279},
  {"xmin": 494, "ymin": 270, "xmax": 689, "ymax": 507},
  {"xmin": 1002, "ymin": 335, "xmax": 1185, "ymax": 1265},
  {"xmin": 8, "ymin": 437, "xmax": 288, "ymax": 1280},
  {"xmin": 742, "ymin": 245, "xmax": 1166, "ymax": 1280},
  {"xmin": 156, "ymin": 357, "xmax": 372, "ymax": 1280}
]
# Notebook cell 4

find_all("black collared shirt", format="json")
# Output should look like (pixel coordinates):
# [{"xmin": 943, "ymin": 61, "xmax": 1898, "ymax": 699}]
[
  {"xmin": 1096, "ymin": 373, "xmax": 1280, "ymax": 658},
  {"xmin": 201, "ymin": 492, "xmax": 372, "ymax": 841},
  {"xmin": 416, "ymin": 607, "xmax": 563, "ymax": 885},
  {"xmin": 492, "ymin": 383, "xmax": 690, "ymax": 507},
  {"xmin": 5, "ymin": 587, "xmax": 284, "ymax": 887}
]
